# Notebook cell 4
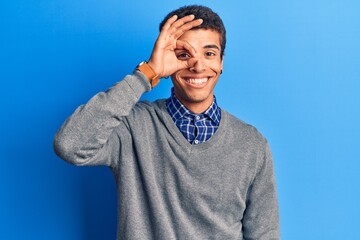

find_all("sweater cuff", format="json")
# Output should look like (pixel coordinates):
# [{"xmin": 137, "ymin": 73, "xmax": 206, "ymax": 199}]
[{"xmin": 132, "ymin": 70, "xmax": 152, "ymax": 92}]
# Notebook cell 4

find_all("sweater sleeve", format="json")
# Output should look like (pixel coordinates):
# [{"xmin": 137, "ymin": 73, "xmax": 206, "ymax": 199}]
[
  {"xmin": 242, "ymin": 141, "xmax": 280, "ymax": 240},
  {"xmin": 53, "ymin": 71, "xmax": 151, "ymax": 167}
]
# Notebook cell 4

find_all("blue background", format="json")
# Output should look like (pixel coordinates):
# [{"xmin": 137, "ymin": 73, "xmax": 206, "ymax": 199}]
[{"xmin": 1, "ymin": 0, "xmax": 359, "ymax": 239}]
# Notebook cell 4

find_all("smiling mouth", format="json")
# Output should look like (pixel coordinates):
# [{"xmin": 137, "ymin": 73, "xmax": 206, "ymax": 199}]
[{"xmin": 184, "ymin": 77, "xmax": 209, "ymax": 85}]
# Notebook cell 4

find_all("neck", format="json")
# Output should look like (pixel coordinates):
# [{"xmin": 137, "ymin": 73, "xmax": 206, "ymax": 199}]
[{"xmin": 179, "ymin": 98, "xmax": 214, "ymax": 114}]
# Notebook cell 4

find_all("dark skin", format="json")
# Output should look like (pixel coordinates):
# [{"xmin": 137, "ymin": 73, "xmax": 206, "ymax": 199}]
[
  {"xmin": 148, "ymin": 15, "xmax": 203, "ymax": 79},
  {"xmin": 147, "ymin": 15, "xmax": 224, "ymax": 114}
]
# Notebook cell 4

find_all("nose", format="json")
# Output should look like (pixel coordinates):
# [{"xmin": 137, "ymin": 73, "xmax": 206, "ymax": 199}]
[{"xmin": 189, "ymin": 58, "xmax": 206, "ymax": 73}]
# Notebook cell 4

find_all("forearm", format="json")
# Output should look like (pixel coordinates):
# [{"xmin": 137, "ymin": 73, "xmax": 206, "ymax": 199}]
[{"xmin": 53, "ymin": 71, "xmax": 151, "ymax": 166}]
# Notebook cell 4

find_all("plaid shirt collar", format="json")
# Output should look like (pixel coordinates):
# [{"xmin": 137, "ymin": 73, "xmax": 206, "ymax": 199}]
[{"xmin": 166, "ymin": 88, "xmax": 221, "ymax": 126}]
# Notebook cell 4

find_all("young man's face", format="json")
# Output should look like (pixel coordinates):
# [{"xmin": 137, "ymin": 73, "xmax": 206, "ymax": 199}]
[{"xmin": 171, "ymin": 29, "xmax": 223, "ymax": 114}]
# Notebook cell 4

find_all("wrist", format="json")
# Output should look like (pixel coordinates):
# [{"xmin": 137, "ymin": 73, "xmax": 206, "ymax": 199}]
[
  {"xmin": 135, "ymin": 61, "xmax": 160, "ymax": 88},
  {"xmin": 147, "ymin": 60, "xmax": 161, "ymax": 77}
]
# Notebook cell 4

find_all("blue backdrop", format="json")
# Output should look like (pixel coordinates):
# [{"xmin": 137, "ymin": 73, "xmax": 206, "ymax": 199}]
[{"xmin": 1, "ymin": 0, "xmax": 359, "ymax": 239}]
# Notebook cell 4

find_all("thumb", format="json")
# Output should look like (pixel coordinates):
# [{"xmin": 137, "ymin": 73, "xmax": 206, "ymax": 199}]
[
  {"xmin": 186, "ymin": 57, "xmax": 198, "ymax": 68},
  {"xmin": 176, "ymin": 56, "xmax": 197, "ymax": 72}
]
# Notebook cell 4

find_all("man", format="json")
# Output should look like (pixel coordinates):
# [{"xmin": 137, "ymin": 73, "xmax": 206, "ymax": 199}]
[{"xmin": 54, "ymin": 5, "xmax": 280, "ymax": 240}]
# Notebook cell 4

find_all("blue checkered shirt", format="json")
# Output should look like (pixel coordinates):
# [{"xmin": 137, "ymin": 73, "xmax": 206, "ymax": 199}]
[{"xmin": 166, "ymin": 89, "xmax": 221, "ymax": 145}]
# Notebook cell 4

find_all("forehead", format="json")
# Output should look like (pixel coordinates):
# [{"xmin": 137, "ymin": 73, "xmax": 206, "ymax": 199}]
[{"xmin": 178, "ymin": 29, "xmax": 221, "ymax": 49}]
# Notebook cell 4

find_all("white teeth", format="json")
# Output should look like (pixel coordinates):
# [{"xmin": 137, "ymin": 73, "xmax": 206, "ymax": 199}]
[{"xmin": 186, "ymin": 78, "xmax": 208, "ymax": 85}]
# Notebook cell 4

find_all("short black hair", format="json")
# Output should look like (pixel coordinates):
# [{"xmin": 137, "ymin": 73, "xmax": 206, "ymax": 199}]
[{"xmin": 159, "ymin": 5, "xmax": 226, "ymax": 58}]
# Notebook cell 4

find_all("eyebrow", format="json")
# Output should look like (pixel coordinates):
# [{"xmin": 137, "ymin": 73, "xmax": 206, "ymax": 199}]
[{"xmin": 204, "ymin": 44, "xmax": 220, "ymax": 51}]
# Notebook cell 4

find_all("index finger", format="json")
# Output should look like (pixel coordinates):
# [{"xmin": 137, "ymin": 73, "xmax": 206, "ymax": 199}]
[{"xmin": 175, "ymin": 40, "xmax": 197, "ymax": 58}]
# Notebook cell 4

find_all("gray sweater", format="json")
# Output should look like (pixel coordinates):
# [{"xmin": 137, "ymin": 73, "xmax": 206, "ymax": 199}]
[{"xmin": 54, "ymin": 72, "xmax": 280, "ymax": 240}]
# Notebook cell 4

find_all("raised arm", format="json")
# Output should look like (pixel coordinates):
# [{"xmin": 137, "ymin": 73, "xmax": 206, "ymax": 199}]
[
  {"xmin": 53, "ymin": 73, "xmax": 151, "ymax": 166},
  {"xmin": 53, "ymin": 15, "xmax": 202, "ymax": 167}
]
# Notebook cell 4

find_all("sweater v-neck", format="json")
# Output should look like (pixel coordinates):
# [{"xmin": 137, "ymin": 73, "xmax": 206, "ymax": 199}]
[{"xmin": 154, "ymin": 99, "xmax": 229, "ymax": 153}]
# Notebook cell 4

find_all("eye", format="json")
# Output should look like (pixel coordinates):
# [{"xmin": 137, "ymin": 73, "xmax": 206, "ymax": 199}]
[
  {"xmin": 176, "ymin": 52, "xmax": 191, "ymax": 60},
  {"xmin": 205, "ymin": 51, "xmax": 216, "ymax": 57}
]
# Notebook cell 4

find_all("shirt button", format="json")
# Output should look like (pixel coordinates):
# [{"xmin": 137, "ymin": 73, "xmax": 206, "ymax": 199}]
[
  {"xmin": 195, "ymin": 115, "xmax": 200, "ymax": 120},
  {"xmin": 194, "ymin": 140, "xmax": 199, "ymax": 144}
]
